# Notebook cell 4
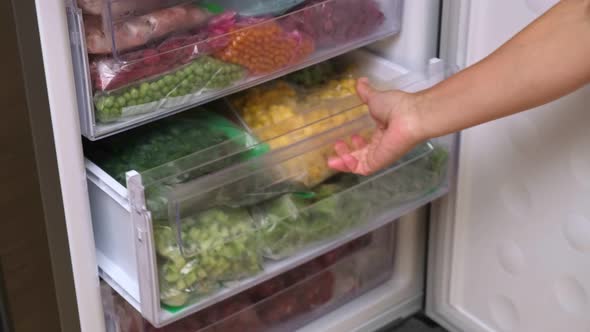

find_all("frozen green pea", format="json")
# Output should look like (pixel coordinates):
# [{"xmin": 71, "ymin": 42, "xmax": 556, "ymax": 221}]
[
  {"xmin": 104, "ymin": 96, "xmax": 115, "ymax": 107},
  {"xmin": 164, "ymin": 75, "xmax": 174, "ymax": 85},
  {"xmin": 130, "ymin": 88, "xmax": 139, "ymax": 99},
  {"xmin": 95, "ymin": 98, "xmax": 106, "ymax": 111},
  {"xmin": 175, "ymin": 70, "xmax": 185, "ymax": 80},
  {"xmin": 115, "ymin": 96, "xmax": 126, "ymax": 107},
  {"xmin": 140, "ymin": 82, "xmax": 150, "ymax": 92}
]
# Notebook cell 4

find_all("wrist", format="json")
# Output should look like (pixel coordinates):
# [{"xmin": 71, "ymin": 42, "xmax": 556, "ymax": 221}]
[{"xmin": 404, "ymin": 89, "xmax": 434, "ymax": 143}]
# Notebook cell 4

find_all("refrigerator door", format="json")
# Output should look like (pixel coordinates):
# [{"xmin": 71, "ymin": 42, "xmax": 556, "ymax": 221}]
[{"xmin": 428, "ymin": 1, "xmax": 590, "ymax": 331}]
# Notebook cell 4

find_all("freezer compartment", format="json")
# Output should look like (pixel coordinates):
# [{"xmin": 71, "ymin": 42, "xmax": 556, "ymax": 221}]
[
  {"xmin": 90, "ymin": 138, "xmax": 449, "ymax": 327},
  {"xmin": 87, "ymin": 55, "xmax": 453, "ymax": 326},
  {"xmin": 66, "ymin": 0, "xmax": 404, "ymax": 139},
  {"xmin": 102, "ymin": 224, "xmax": 396, "ymax": 332}
]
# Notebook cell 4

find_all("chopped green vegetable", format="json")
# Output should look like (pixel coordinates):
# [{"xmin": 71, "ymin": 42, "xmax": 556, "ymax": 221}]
[
  {"xmin": 255, "ymin": 144, "xmax": 449, "ymax": 260},
  {"xmin": 84, "ymin": 109, "xmax": 267, "ymax": 219},
  {"xmin": 153, "ymin": 207, "xmax": 262, "ymax": 308}
]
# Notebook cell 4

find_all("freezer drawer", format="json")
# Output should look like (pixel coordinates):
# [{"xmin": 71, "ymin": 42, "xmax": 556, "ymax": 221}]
[
  {"xmin": 66, "ymin": 0, "xmax": 404, "ymax": 139},
  {"xmin": 86, "ymin": 52, "xmax": 453, "ymax": 327},
  {"xmin": 102, "ymin": 223, "xmax": 397, "ymax": 332}
]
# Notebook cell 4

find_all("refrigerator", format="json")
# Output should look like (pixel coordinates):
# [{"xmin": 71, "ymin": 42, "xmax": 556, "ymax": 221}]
[{"xmin": 17, "ymin": 0, "xmax": 590, "ymax": 331}]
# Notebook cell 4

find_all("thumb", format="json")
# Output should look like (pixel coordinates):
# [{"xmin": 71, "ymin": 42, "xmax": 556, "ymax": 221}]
[{"xmin": 356, "ymin": 78, "xmax": 378, "ymax": 104}]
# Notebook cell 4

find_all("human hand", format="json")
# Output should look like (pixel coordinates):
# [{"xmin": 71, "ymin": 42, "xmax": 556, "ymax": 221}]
[{"xmin": 327, "ymin": 78, "xmax": 427, "ymax": 176}]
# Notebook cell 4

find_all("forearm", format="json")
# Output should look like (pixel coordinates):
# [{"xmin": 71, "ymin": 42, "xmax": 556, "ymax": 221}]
[{"xmin": 417, "ymin": 0, "xmax": 590, "ymax": 139}]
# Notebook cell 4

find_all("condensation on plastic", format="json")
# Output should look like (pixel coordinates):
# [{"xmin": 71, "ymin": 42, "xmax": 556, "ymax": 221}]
[{"xmin": 102, "ymin": 223, "xmax": 395, "ymax": 332}]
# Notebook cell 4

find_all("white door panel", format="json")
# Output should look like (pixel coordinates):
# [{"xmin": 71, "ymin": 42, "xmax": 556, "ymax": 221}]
[{"xmin": 428, "ymin": 1, "xmax": 590, "ymax": 332}]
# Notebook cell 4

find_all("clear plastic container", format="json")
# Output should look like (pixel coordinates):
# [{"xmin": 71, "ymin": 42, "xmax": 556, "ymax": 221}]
[
  {"xmin": 102, "ymin": 223, "xmax": 395, "ymax": 332},
  {"xmin": 143, "ymin": 106, "xmax": 447, "ymax": 305},
  {"xmin": 83, "ymin": 107, "xmax": 265, "ymax": 187},
  {"xmin": 67, "ymin": 0, "xmax": 404, "ymax": 139}
]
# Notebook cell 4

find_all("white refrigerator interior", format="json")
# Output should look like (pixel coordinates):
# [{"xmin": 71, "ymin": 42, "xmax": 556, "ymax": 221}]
[
  {"xmin": 33, "ymin": 0, "xmax": 590, "ymax": 331},
  {"xmin": 428, "ymin": 1, "xmax": 590, "ymax": 332}
]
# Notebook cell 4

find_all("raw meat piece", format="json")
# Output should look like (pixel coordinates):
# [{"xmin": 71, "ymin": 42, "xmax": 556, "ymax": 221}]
[
  {"xmin": 258, "ymin": 291, "xmax": 301, "ymax": 324},
  {"xmin": 298, "ymin": 271, "xmax": 335, "ymax": 309},
  {"xmin": 249, "ymin": 276, "xmax": 287, "ymax": 302},
  {"xmin": 85, "ymin": 4, "xmax": 211, "ymax": 54}
]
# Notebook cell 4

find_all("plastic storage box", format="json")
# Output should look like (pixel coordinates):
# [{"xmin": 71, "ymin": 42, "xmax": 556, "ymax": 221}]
[
  {"xmin": 85, "ymin": 51, "xmax": 454, "ymax": 326},
  {"xmin": 102, "ymin": 224, "xmax": 397, "ymax": 332},
  {"xmin": 66, "ymin": 0, "xmax": 404, "ymax": 139}
]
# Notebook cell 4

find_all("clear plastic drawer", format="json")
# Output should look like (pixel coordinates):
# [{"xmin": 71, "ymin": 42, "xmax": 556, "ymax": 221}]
[
  {"xmin": 66, "ymin": 0, "xmax": 404, "ymax": 139},
  {"xmin": 102, "ymin": 223, "xmax": 396, "ymax": 332}
]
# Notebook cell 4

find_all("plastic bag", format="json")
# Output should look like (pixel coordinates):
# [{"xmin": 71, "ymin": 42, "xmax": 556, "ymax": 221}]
[
  {"xmin": 90, "ymin": 8, "xmax": 237, "ymax": 93},
  {"xmin": 154, "ymin": 207, "xmax": 262, "ymax": 309},
  {"xmin": 90, "ymin": 32, "xmax": 208, "ymax": 91},
  {"xmin": 92, "ymin": 56, "xmax": 245, "ymax": 123},
  {"xmin": 84, "ymin": 109, "xmax": 258, "ymax": 185},
  {"xmin": 85, "ymin": 4, "xmax": 211, "ymax": 54},
  {"xmin": 252, "ymin": 175, "xmax": 361, "ymax": 260},
  {"xmin": 213, "ymin": 18, "xmax": 315, "ymax": 74},
  {"xmin": 230, "ymin": 78, "xmax": 369, "ymax": 188},
  {"xmin": 281, "ymin": 0, "xmax": 385, "ymax": 48}
]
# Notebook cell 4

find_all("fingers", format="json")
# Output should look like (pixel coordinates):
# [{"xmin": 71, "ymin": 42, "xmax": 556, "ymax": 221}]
[
  {"xmin": 334, "ymin": 140, "xmax": 351, "ymax": 156},
  {"xmin": 329, "ymin": 136, "xmax": 368, "ymax": 174},
  {"xmin": 331, "ymin": 140, "xmax": 360, "ymax": 172},
  {"xmin": 327, "ymin": 156, "xmax": 350, "ymax": 172},
  {"xmin": 357, "ymin": 78, "xmax": 395, "ymax": 126},
  {"xmin": 356, "ymin": 78, "xmax": 377, "ymax": 104},
  {"xmin": 329, "ymin": 140, "xmax": 352, "ymax": 172},
  {"xmin": 351, "ymin": 134, "xmax": 367, "ymax": 150}
]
